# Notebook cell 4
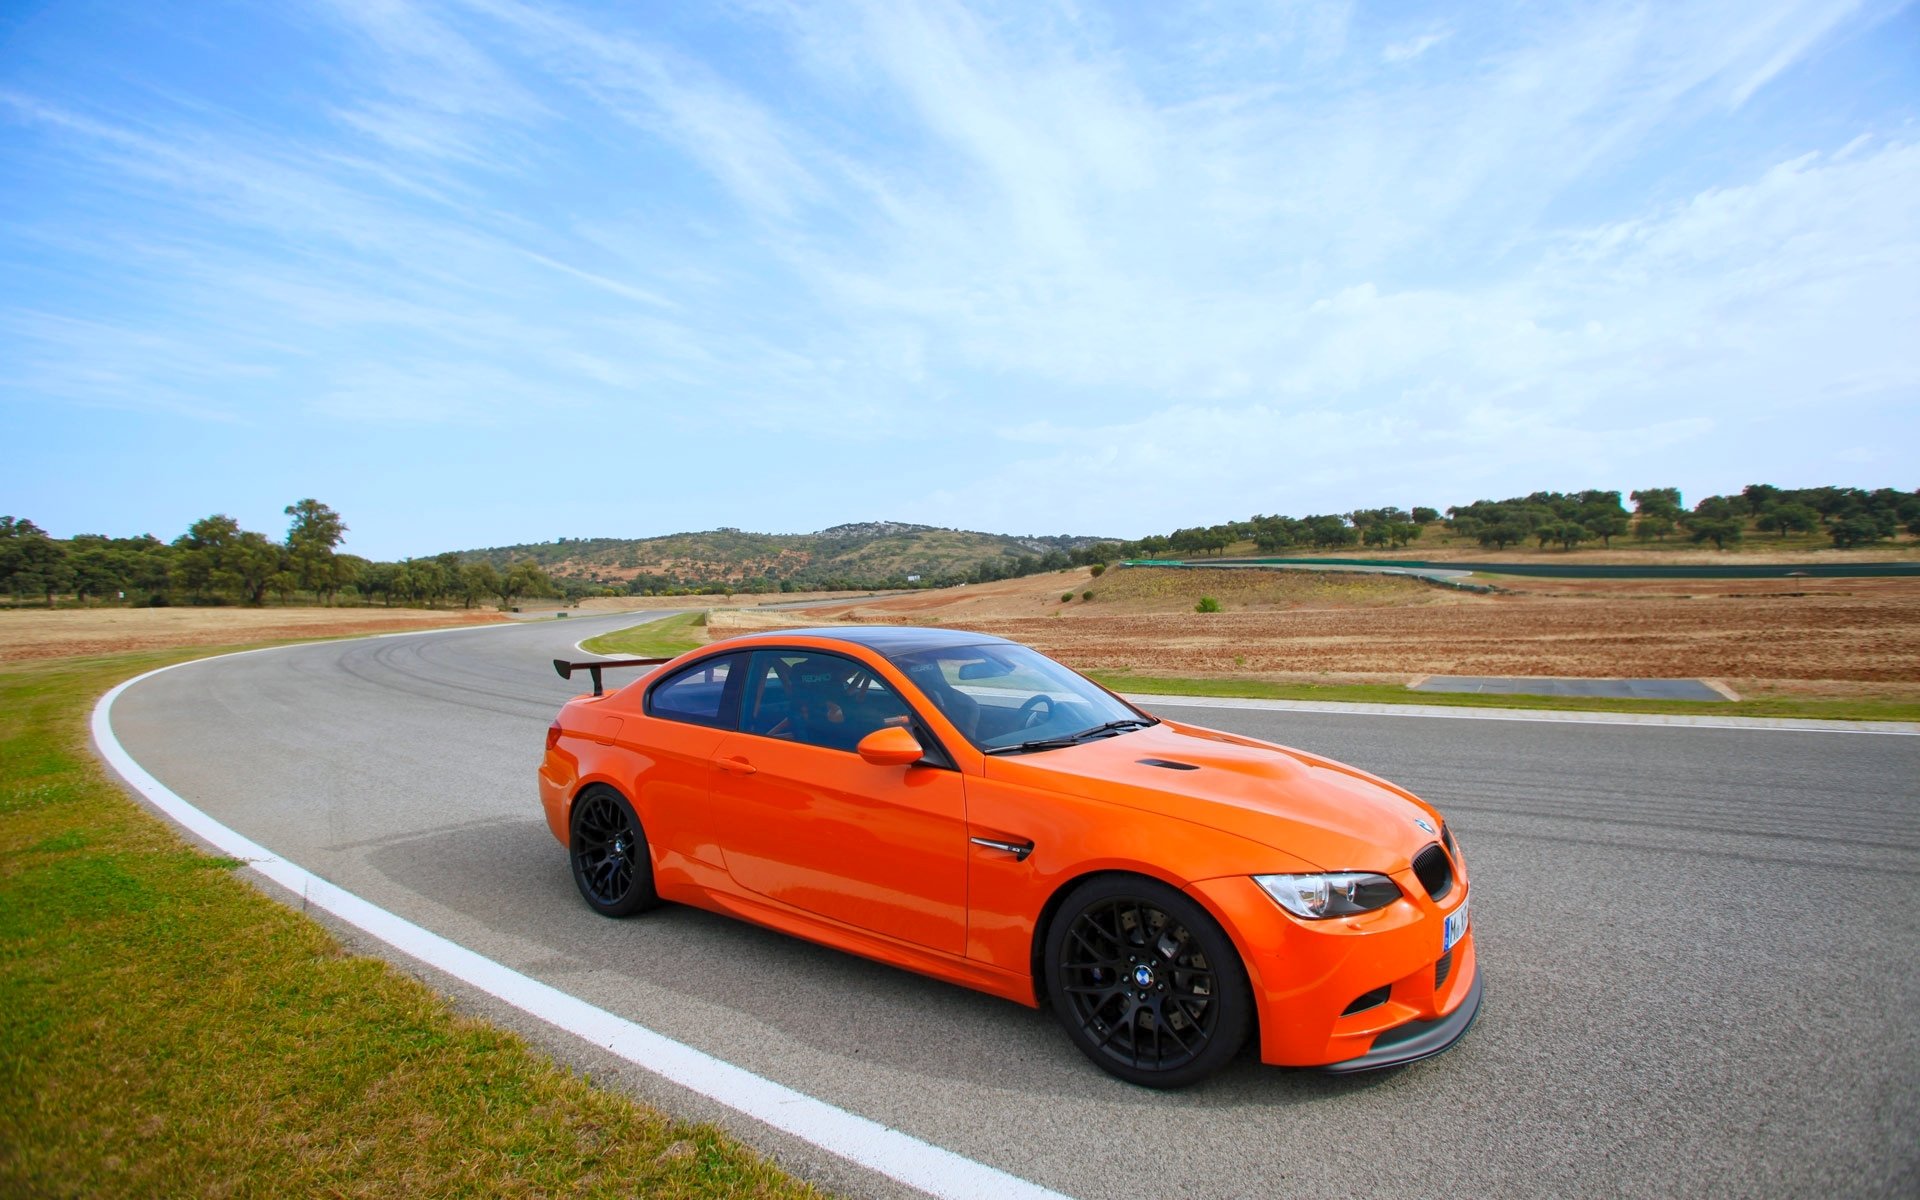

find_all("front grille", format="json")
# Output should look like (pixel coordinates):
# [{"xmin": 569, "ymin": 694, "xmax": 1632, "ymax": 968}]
[
  {"xmin": 1412, "ymin": 843, "xmax": 1454, "ymax": 901},
  {"xmin": 1435, "ymin": 950, "xmax": 1454, "ymax": 990},
  {"xmin": 1341, "ymin": 984, "xmax": 1391, "ymax": 1015}
]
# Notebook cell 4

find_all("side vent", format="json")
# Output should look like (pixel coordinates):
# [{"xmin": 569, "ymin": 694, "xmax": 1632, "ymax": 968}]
[{"xmin": 1137, "ymin": 758, "xmax": 1200, "ymax": 771}]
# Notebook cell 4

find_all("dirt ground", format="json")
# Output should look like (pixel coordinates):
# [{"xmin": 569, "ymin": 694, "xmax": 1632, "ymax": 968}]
[
  {"xmin": 15, "ymin": 569, "xmax": 1913, "ymax": 694},
  {"xmin": 706, "ymin": 566, "xmax": 1920, "ymax": 693},
  {"xmin": 0, "ymin": 589, "xmax": 911, "ymax": 664},
  {"xmin": 0, "ymin": 606, "xmax": 507, "ymax": 664},
  {"xmin": 570, "ymin": 588, "xmax": 896, "ymax": 613}
]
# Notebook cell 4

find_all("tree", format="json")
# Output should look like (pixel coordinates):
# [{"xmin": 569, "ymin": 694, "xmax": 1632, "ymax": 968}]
[
  {"xmin": 67, "ymin": 536, "xmax": 127, "ymax": 603},
  {"xmin": 1481, "ymin": 522, "xmax": 1525, "ymax": 550},
  {"xmin": 1688, "ymin": 518, "xmax": 1744, "ymax": 550},
  {"xmin": 1740, "ymin": 484, "xmax": 1781, "ymax": 514},
  {"xmin": 1410, "ymin": 507, "xmax": 1439, "ymax": 525},
  {"xmin": 285, "ymin": 499, "xmax": 348, "ymax": 603},
  {"xmin": 1634, "ymin": 514, "xmax": 1675, "ymax": 542},
  {"xmin": 224, "ymin": 531, "xmax": 285, "ymax": 605},
  {"xmin": 1576, "ymin": 491, "xmax": 1630, "ymax": 547},
  {"xmin": 1828, "ymin": 514, "xmax": 1887, "ymax": 549},
  {"xmin": 1631, "ymin": 488, "xmax": 1683, "ymax": 519},
  {"xmin": 2, "ymin": 519, "xmax": 70, "ymax": 606},
  {"xmin": 361, "ymin": 561, "xmax": 399, "ymax": 606},
  {"xmin": 1536, "ymin": 521, "xmax": 1588, "ymax": 551},
  {"xmin": 172, "ymin": 515, "xmax": 241, "ymax": 602},
  {"xmin": 460, "ymin": 562, "xmax": 499, "ymax": 608},
  {"xmin": 1755, "ymin": 503, "xmax": 1817, "ymax": 538},
  {"xmin": 408, "ymin": 559, "xmax": 448, "ymax": 608},
  {"xmin": 496, "ymin": 561, "xmax": 557, "ymax": 608},
  {"xmin": 1301, "ymin": 515, "xmax": 1356, "ymax": 549},
  {"xmin": 1691, "ymin": 495, "xmax": 1740, "ymax": 521}
]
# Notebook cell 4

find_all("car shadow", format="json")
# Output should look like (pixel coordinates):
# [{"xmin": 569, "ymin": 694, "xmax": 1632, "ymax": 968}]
[{"xmin": 360, "ymin": 816, "xmax": 1428, "ymax": 1105}]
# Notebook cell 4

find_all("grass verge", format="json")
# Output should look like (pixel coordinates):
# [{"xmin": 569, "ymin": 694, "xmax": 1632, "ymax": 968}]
[
  {"xmin": 1085, "ymin": 670, "xmax": 1920, "ymax": 723},
  {"xmin": 0, "ymin": 644, "xmax": 825, "ymax": 1199},
  {"xmin": 580, "ymin": 611, "xmax": 709, "ymax": 658}
]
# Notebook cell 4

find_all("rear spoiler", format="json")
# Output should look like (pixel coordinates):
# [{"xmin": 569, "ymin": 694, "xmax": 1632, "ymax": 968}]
[{"xmin": 552, "ymin": 657, "xmax": 672, "ymax": 697}]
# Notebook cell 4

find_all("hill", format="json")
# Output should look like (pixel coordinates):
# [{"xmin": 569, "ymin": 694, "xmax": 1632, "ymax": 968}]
[{"xmin": 455, "ymin": 521, "xmax": 1118, "ymax": 593}]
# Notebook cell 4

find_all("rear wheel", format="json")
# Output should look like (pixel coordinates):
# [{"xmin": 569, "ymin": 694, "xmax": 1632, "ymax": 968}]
[
  {"xmin": 1043, "ymin": 875, "xmax": 1252, "ymax": 1088},
  {"xmin": 569, "ymin": 785, "xmax": 658, "ymax": 917}
]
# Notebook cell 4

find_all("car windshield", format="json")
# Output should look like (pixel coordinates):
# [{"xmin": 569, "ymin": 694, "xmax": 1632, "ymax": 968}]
[{"xmin": 885, "ymin": 642, "xmax": 1153, "ymax": 753}]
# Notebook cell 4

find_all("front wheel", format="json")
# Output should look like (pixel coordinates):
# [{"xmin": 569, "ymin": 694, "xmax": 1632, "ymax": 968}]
[
  {"xmin": 1043, "ymin": 875, "xmax": 1252, "ymax": 1088},
  {"xmin": 569, "ymin": 785, "xmax": 658, "ymax": 917}
]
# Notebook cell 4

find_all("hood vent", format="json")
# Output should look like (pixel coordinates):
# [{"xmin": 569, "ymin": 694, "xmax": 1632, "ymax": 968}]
[{"xmin": 1137, "ymin": 758, "xmax": 1200, "ymax": 771}]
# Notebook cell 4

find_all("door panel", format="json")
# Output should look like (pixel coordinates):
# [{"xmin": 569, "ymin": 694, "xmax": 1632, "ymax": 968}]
[
  {"xmin": 710, "ymin": 734, "xmax": 967, "ymax": 952},
  {"xmin": 709, "ymin": 649, "xmax": 967, "ymax": 953}
]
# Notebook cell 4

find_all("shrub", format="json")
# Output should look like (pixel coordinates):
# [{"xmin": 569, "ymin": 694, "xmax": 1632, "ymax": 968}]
[
  {"xmin": 1082, "ymin": 590, "xmax": 1093, "ymax": 601},
  {"xmin": 1061, "ymin": 592, "xmax": 1074, "ymax": 603},
  {"xmin": 1089, "ymin": 563, "xmax": 1106, "ymax": 577},
  {"xmin": 1195, "ymin": 596, "xmax": 1221, "ymax": 613}
]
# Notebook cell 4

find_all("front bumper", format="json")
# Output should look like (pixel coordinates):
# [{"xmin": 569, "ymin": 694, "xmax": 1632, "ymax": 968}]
[
  {"xmin": 1190, "ymin": 871, "xmax": 1480, "ymax": 1069},
  {"xmin": 1318, "ymin": 965, "xmax": 1482, "ymax": 1073}
]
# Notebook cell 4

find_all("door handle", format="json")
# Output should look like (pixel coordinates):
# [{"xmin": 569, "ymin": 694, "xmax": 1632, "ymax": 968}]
[{"xmin": 718, "ymin": 756, "xmax": 758, "ymax": 776}]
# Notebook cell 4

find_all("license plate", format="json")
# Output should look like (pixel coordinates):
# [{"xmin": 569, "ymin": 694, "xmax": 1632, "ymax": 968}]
[{"xmin": 1442, "ymin": 896, "xmax": 1470, "ymax": 954}]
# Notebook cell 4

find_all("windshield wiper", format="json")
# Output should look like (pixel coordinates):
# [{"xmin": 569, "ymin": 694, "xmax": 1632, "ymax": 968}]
[
  {"xmin": 1072, "ymin": 717, "xmax": 1158, "ymax": 739},
  {"xmin": 983, "ymin": 717, "xmax": 1158, "ymax": 756},
  {"xmin": 983, "ymin": 736, "xmax": 1083, "ymax": 756}
]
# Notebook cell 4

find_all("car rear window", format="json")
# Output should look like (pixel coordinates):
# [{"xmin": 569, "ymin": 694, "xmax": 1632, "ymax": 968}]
[{"xmin": 645, "ymin": 653, "xmax": 743, "ymax": 728}]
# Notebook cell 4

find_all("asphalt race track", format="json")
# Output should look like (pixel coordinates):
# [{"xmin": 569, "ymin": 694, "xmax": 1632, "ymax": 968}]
[{"xmin": 105, "ymin": 614, "xmax": 1920, "ymax": 1198}]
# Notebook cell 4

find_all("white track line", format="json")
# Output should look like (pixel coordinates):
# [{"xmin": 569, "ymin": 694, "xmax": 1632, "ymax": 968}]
[
  {"xmin": 92, "ymin": 652, "xmax": 1067, "ymax": 1200},
  {"xmin": 1121, "ymin": 692, "xmax": 1917, "ymax": 735}
]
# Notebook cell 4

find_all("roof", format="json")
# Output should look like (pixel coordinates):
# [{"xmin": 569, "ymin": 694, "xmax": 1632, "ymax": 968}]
[{"xmin": 721, "ymin": 625, "xmax": 1013, "ymax": 654}]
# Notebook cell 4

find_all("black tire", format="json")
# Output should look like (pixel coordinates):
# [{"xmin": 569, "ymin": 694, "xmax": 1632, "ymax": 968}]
[
  {"xmin": 1043, "ymin": 874, "xmax": 1253, "ymax": 1088},
  {"xmin": 568, "ymin": 785, "xmax": 658, "ymax": 917}
]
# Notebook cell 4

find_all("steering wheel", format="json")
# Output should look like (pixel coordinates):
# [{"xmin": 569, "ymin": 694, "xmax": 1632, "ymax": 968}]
[{"xmin": 1016, "ymin": 694, "xmax": 1055, "ymax": 729}]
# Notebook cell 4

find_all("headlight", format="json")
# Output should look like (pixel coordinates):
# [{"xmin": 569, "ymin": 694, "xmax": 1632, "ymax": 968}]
[{"xmin": 1254, "ymin": 872, "xmax": 1402, "ymax": 919}]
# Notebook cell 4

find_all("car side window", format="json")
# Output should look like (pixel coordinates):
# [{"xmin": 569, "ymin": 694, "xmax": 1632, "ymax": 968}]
[
  {"xmin": 645, "ymin": 653, "xmax": 743, "ymax": 729},
  {"xmin": 741, "ymin": 650, "xmax": 911, "ymax": 753}
]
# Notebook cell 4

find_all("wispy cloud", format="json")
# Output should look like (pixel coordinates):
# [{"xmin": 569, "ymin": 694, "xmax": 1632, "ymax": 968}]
[
  {"xmin": 1383, "ymin": 29, "xmax": 1450, "ymax": 63},
  {"xmin": 0, "ymin": 0, "xmax": 1910, "ymax": 554}
]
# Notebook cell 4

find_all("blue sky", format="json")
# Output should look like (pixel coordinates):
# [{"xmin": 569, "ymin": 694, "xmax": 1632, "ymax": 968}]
[{"xmin": 3, "ymin": 0, "xmax": 1915, "ymax": 561}]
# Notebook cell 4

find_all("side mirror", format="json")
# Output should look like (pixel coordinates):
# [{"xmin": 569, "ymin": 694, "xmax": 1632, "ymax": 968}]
[{"xmin": 857, "ymin": 725, "xmax": 924, "ymax": 767}]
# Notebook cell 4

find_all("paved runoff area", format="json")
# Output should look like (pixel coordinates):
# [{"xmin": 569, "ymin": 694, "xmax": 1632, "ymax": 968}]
[
  {"xmin": 100, "ymin": 614, "xmax": 1920, "ymax": 1199},
  {"xmin": 1412, "ymin": 674, "xmax": 1729, "ymax": 701}
]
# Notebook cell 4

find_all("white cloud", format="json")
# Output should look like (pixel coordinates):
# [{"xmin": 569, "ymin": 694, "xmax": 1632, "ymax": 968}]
[
  {"xmin": 1, "ymin": 0, "xmax": 1910, "ymax": 551},
  {"xmin": 1383, "ymin": 30, "xmax": 1450, "ymax": 63}
]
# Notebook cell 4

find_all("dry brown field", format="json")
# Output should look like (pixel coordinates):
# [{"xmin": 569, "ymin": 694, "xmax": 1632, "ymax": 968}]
[
  {"xmin": 0, "ymin": 606, "xmax": 507, "ymax": 663},
  {"xmin": 708, "ymin": 566, "xmax": 1920, "ymax": 699},
  {"xmin": 0, "ymin": 589, "xmax": 916, "ymax": 664}
]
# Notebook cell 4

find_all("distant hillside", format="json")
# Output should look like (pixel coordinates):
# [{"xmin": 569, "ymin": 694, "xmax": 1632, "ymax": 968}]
[{"xmin": 456, "ymin": 521, "xmax": 1119, "ymax": 593}]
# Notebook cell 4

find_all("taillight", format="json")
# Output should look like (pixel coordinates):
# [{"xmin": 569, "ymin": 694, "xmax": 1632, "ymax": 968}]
[{"xmin": 546, "ymin": 720, "xmax": 563, "ymax": 751}]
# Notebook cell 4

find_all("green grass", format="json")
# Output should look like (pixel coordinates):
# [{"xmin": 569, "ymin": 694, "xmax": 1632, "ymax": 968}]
[
  {"xmin": 0, "ymin": 645, "xmax": 826, "ymax": 1199},
  {"xmin": 1085, "ymin": 670, "xmax": 1920, "ymax": 723},
  {"xmin": 579, "ymin": 610, "xmax": 710, "ymax": 658}
]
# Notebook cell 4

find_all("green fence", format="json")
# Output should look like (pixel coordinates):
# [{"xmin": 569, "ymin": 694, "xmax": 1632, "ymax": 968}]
[{"xmin": 1120, "ymin": 556, "xmax": 1920, "ymax": 579}]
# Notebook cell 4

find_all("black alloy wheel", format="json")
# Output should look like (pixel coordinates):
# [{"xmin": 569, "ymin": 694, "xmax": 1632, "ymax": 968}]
[
  {"xmin": 1044, "ymin": 875, "xmax": 1252, "ymax": 1088},
  {"xmin": 569, "ymin": 785, "xmax": 658, "ymax": 917}
]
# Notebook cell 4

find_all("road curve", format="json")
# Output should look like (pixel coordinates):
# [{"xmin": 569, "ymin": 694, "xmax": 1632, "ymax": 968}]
[{"xmin": 106, "ymin": 615, "xmax": 1920, "ymax": 1198}]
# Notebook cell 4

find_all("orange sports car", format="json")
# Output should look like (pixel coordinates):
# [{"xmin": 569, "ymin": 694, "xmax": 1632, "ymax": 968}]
[{"xmin": 538, "ymin": 626, "xmax": 1479, "ymax": 1087}]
